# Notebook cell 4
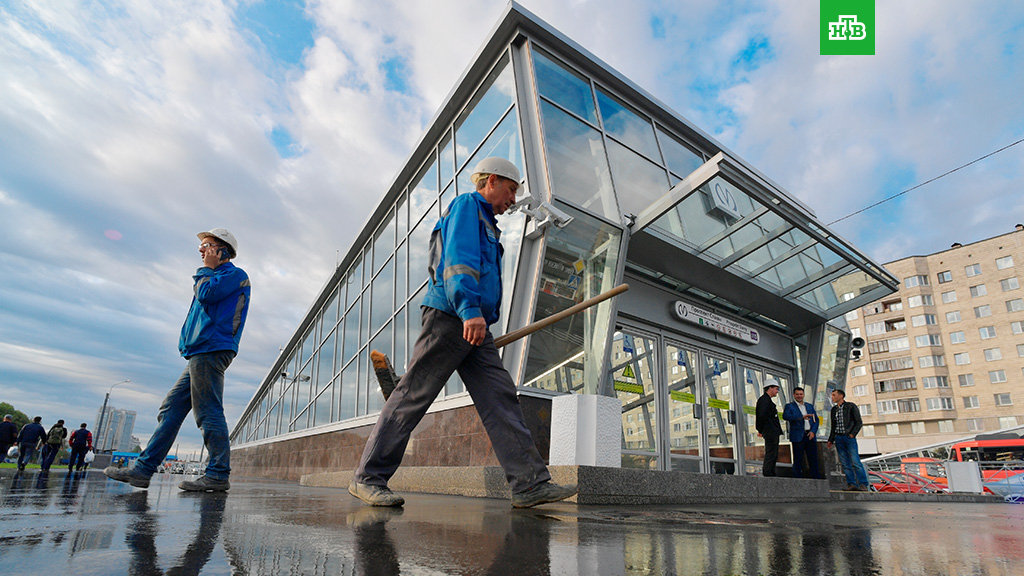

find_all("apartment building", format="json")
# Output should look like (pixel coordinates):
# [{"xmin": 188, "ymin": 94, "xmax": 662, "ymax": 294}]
[{"xmin": 845, "ymin": 225, "xmax": 1024, "ymax": 453}]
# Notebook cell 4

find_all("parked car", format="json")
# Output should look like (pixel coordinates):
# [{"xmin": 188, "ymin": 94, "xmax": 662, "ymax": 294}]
[{"xmin": 869, "ymin": 470, "xmax": 948, "ymax": 494}]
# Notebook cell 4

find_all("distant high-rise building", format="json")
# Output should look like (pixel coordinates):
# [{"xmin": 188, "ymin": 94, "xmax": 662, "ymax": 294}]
[
  {"xmin": 95, "ymin": 406, "xmax": 137, "ymax": 452},
  {"xmin": 844, "ymin": 225, "xmax": 1024, "ymax": 453}
]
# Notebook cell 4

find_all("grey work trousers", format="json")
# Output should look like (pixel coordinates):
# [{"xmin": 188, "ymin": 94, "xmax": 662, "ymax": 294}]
[{"xmin": 354, "ymin": 307, "xmax": 551, "ymax": 494}]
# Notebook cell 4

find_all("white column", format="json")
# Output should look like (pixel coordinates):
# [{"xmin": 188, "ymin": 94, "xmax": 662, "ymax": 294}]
[{"xmin": 549, "ymin": 394, "xmax": 620, "ymax": 467}]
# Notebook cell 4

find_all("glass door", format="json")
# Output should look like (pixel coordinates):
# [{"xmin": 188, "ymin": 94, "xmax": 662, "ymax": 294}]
[
  {"xmin": 610, "ymin": 330, "xmax": 660, "ymax": 470},
  {"xmin": 665, "ymin": 343, "xmax": 702, "ymax": 472},
  {"xmin": 703, "ymin": 353, "xmax": 737, "ymax": 474},
  {"xmin": 740, "ymin": 365, "xmax": 793, "ymax": 475}
]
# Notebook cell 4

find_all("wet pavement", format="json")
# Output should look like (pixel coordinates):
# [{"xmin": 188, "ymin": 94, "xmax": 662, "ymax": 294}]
[{"xmin": 1, "ymin": 469, "xmax": 1023, "ymax": 575}]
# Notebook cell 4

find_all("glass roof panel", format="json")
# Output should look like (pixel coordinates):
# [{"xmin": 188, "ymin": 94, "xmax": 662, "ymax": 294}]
[{"xmin": 650, "ymin": 175, "xmax": 760, "ymax": 251}]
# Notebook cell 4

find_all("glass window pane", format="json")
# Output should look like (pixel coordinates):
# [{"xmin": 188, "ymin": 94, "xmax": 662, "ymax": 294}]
[
  {"xmin": 606, "ymin": 138, "xmax": 670, "ymax": 218},
  {"xmin": 441, "ymin": 181, "xmax": 456, "ymax": 213},
  {"xmin": 314, "ymin": 384, "xmax": 332, "ymax": 427},
  {"xmin": 322, "ymin": 287, "xmax": 341, "ymax": 331},
  {"xmin": 524, "ymin": 203, "xmax": 622, "ymax": 393},
  {"xmin": 342, "ymin": 300, "xmax": 360, "ymax": 365},
  {"xmin": 532, "ymin": 47, "xmax": 597, "ymax": 125},
  {"xmin": 439, "ymin": 130, "xmax": 455, "ymax": 190},
  {"xmin": 371, "ymin": 257, "xmax": 394, "ymax": 336},
  {"xmin": 613, "ymin": 333, "xmax": 658, "ymax": 461},
  {"xmin": 496, "ymin": 211, "xmax": 526, "ymax": 334},
  {"xmin": 368, "ymin": 321, "xmax": 392, "ymax": 415},
  {"xmin": 597, "ymin": 88, "xmax": 659, "ymax": 160},
  {"xmin": 657, "ymin": 127, "xmax": 704, "ymax": 180},
  {"xmin": 395, "ymin": 241, "xmax": 407, "ymax": 309},
  {"xmin": 355, "ymin": 348, "xmax": 368, "ymax": 417},
  {"xmin": 455, "ymin": 55, "xmax": 514, "ymax": 170},
  {"xmin": 316, "ymin": 328, "xmax": 336, "ymax": 395},
  {"xmin": 650, "ymin": 175, "xmax": 758, "ymax": 250},
  {"xmin": 408, "ymin": 204, "xmax": 436, "ymax": 297},
  {"xmin": 395, "ymin": 192, "xmax": 408, "ymax": 240},
  {"xmin": 456, "ymin": 108, "xmax": 523, "ymax": 196},
  {"xmin": 409, "ymin": 160, "xmax": 438, "ymax": 228},
  {"xmin": 345, "ymin": 259, "xmax": 362, "ymax": 312},
  {"xmin": 539, "ymin": 100, "xmax": 617, "ymax": 220},
  {"xmin": 394, "ymin": 306, "xmax": 407, "ymax": 374},
  {"xmin": 373, "ymin": 210, "xmax": 395, "ymax": 275},
  {"xmin": 338, "ymin": 356, "xmax": 358, "ymax": 421}
]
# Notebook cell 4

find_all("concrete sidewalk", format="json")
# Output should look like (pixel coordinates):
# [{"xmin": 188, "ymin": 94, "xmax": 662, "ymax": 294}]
[{"xmin": 1, "ymin": 469, "xmax": 1022, "ymax": 575}]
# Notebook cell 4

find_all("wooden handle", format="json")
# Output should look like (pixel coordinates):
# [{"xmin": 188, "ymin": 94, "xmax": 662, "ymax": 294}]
[{"xmin": 493, "ymin": 283, "xmax": 629, "ymax": 348}]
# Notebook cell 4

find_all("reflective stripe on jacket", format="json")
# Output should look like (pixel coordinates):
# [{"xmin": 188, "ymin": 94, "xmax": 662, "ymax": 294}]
[
  {"xmin": 422, "ymin": 192, "xmax": 503, "ymax": 325},
  {"xmin": 179, "ymin": 262, "xmax": 251, "ymax": 357}
]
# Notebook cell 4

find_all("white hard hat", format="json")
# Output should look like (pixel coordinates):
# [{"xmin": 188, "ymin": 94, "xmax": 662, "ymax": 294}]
[
  {"xmin": 197, "ymin": 228, "xmax": 238, "ymax": 257},
  {"xmin": 470, "ymin": 157, "xmax": 521, "ymax": 186}
]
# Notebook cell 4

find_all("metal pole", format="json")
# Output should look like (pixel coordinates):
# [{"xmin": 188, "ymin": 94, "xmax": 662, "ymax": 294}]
[
  {"xmin": 493, "ymin": 284, "xmax": 629, "ymax": 348},
  {"xmin": 96, "ymin": 379, "xmax": 130, "ymax": 453}
]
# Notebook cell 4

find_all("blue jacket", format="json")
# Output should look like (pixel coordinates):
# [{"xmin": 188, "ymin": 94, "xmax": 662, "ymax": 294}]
[
  {"xmin": 179, "ymin": 262, "xmax": 251, "ymax": 358},
  {"xmin": 17, "ymin": 422, "xmax": 46, "ymax": 447},
  {"xmin": 422, "ymin": 192, "xmax": 503, "ymax": 325},
  {"xmin": 783, "ymin": 401, "xmax": 820, "ymax": 442}
]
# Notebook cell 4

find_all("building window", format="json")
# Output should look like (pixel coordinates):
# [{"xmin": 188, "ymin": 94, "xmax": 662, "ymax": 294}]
[
  {"xmin": 953, "ymin": 352, "xmax": 971, "ymax": 366},
  {"xmin": 915, "ymin": 334, "xmax": 942, "ymax": 347},
  {"xmin": 984, "ymin": 348, "xmax": 1002, "ymax": 361},
  {"xmin": 1012, "ymin": 321, "xmax": 1024, "ymax": 335},
  {"xmin": 1018, "ymin": 344, "xmax": 1024, "ymax": 357},
  {"xmin": 970, "ymin": 284, "xmax": 987, "ymax": 298},
  {"xmin": 853, "ymin": 385, "xmax": 868, "ymax": 397},
  {"xmin": 922, "ymin": 376, "xmax": 949, "ymax": 389},
  {"xmin": 885, "ymin": 300, "xmax": 904, "ymax": 312},
  {"xmin": 919, "ymin": 355, "xmax": 945, "ymax": 368},
  {"xmin": 974, "ymin": 305, "xmax": 992, "ymax": 318},
  {"xmin": 860, "ymin": 404, "xmax": 872, "ymax": 416},
  {"xmin": 865, "ymin": 321, "xmax": 886, "ymax": 336},
  {"xmin": 967, "ymin": 418, "xmax": 984, "ymax": 432},
  {"xmin": 950, "ymin": 331, "xmax": 966, "ymax": 344},
  {"xmin": 904, "ymin": 275, "xmax": 930, "ymax": 288},
  {"xmin": 937, "ymin": 270, "xmax": 953, "ymax": 284},
  {"xmin": 965, "ymin": 264, "xmax": 982, "ymax": 277},
  {"xmin": 979, "ymin": 326, "xmax": 997, "ymax": 340},
  {"xmin": 888, "ymin": 336, "xmax": 910, "ymax": 351},
  {"xmin": 990, "ymin": 371, "xmax": 1008, "ymax": 384},
  {"xmin": 964, "ymin": 396, "xmax": 980, "ymax": 409},
  {"xmin": 851, "ymin": 327, "xmax": 861, "ymax": 338},
  {"xmin": 875, "ymin": 377, "xmax": 916, "ymax": 393},
  {"xmin": 994, "ymin": 393, "xmax": 1012, "ymax": 406},
  {"xmin": 845, "ymin": 309, "xmax": 859, "ymax": 321},
  {"xmin": 926, "ymin": 398, "xmax": 954, "ymax": 411},
  {"xmin": 911, "ymin": 314, "xmax": 937, "ymax": 327},
  {"xmin": 946, "ymin": 311, "xmax": 962, "ymax": 323},
  {"xmin": 1002, "ymin": 278, "xmax": 1020, "ymax": 291},
  {"xmin": 862, "ymin": 425, "xmax": 875, "ymax": 437},
  {"xmin": 851, "ymin": 365, "xmax": 867, "ymax": 378},
  {"xmin": 898, "ymin": 398, "xmax": 921, "ymax": 413},
  {"xmin": 958, "ymin": 374, "xmax": 975, "ymax": 387},
  {"xmin": 871, "ymin": 357, "xmax": 915, "ymax": 372},
  {"xmin": 878, "ymin": 400, "xmax": 899, "ymax": 414},
  {"xmin": 1000, "ymin": 417, "xmax": 1020, "ymax": 429},
  {"xmin": 886, "ymin": 423, "xmax": 901, "ymax": 435},
  {"xmin": 911, "ymin": 421, "xmax": 926, "ymax": 434},
  {"xmin": 1007, "ymin": 298, "xmax": 1024, "ymax": 312},
  {"xmin": 887, "ymin": 319, "xmax": 907, "ymax": 331},
  {"xmin": 908, "ymin": 294, "xmax": 933, "ymax": 307},
  {"xmin": 938, "ymin": 420, "xmax": 954, "ymax": 433},
  {"xmin": 996, "ymin": 256, "xmax": 1015, "ymax": 270}
]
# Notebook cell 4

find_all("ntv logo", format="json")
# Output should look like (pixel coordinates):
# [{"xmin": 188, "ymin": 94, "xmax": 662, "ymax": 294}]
[{"xmin": 828, "ymin": 15, "xmax": 867, "ymax": 41}]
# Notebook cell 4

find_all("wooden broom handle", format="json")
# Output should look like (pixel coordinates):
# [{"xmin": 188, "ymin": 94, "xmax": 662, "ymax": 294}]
[{"xmin": 493, "ymin": 283, "xmax": 629, "ymax": 348}]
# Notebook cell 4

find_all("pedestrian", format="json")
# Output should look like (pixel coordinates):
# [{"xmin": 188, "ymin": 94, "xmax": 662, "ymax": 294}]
[
  {"xmin": 755, "ymin": 379, "xmax": 784, "ymax": 477},
  {"xmin": 68, "ymin": 423, "xmax": 93, "ymax": 472},
  {"xmin": 40, "ymin": 419, "xmax": 68, "ymax": 471},
  {"xmin": 827, "ymin": 389, "xmax": 869, "ymax": 491},
  {"xmin": 349, "ymin": 157, "xmax": 577, "ymax": 509},
  {"xmin": 0, "ymin": 414, "xmax": 18, "ymax": 461},
  {"xmin": 783, "ymin": 387, "xmax": 820, "ymax": 479},
  {"xmin": 16, "ymin": 416, "xmax": 47, "ymax": 471},
  {"xmin": 105, "ymin": 228, "xmax": 250, "ymax": 492}
]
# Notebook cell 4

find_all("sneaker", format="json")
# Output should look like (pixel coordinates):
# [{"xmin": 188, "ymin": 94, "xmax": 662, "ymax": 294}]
[
  {"xmin": 178, "ymin": 475, "xmax": 230, "ymax": 492},
  {"xmin": 104, "ymin": 466, "xmax": 150, "ymax": 488},
  {"xmin": 845, "ymin": 484, "xmax": 857, "ymax": 491},
  {"xmin": 856, "ymin": 485, "xmax": 870, "ymax": 492},
  {"xmin": 348, "ymin": 480, "xmax": 405, "ymax": 507},
  {"xmin": 511, "ymin": 481, "xmax": 578, "ymax": 509}
]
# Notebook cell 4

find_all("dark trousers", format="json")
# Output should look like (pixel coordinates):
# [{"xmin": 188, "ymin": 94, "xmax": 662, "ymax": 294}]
[
  {"xmin": 762, "ymin": 434, "xmax": 780, "ymax": 477},
  {"xmin": 17, "ymin": 443, "xmax": 37, "ymax": 469},
  {"xmin": 69, "ymin": 446, "xmax": 89, "ymax": 471},
  {"xmin": 355, "ymin": 308, "xmax": 550, "ymax": 494},
  {"xmin": 40, "ymin": 443, "xmax": 61, "ymax": 470},
  {"xmin": 791, "ymin": 436, "xmax": 820, "ymax": 479}
]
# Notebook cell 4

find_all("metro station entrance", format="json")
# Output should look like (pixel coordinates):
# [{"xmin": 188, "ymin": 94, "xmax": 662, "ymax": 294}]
[{"xmin": 610, "ymin": 323, "xmax": 793, "ymax": 475}]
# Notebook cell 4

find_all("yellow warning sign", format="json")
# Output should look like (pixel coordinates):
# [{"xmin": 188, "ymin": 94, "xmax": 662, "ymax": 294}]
[
  {"xmin": 621, "ymin": 364, "xmax": 635, "ymax": 379},
  {"xmin": 614, "ymin": 381, "xmax": 644, "ymax": 394}
]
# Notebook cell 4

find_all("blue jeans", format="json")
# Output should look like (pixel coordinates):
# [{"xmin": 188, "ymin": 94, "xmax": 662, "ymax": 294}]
[
  {"xmin": 17, "ymin": 444, "xmax": 37, "ymax": 469},
  {"xmin": 132, "ymin": 350, "xmax": 234, "ymax": 480},
  {"xmin": 835, "ymin": 434, "xmax": 868, "ymax": 487},
  {"xmin": 40, "ymin": 443, "xmax": 61, "ymax": 470}
]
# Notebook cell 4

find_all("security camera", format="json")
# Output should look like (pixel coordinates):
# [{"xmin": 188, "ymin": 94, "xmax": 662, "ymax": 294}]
[{"xmin": 515, "ymin": 197, "xmax": 575, "ymax": 239}]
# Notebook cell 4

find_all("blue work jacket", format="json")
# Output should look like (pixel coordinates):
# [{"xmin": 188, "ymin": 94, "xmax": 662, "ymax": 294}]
[
  {"xmin": 422, "ymin": 192, "xmax": 503, "ymax": 325},
  {"xmin": 179, "ymin": 262, "xmax": 251, "ymax": 358}
]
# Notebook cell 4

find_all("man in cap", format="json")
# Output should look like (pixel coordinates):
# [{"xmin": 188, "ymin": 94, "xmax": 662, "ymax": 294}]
[
  {"xmin": 106, "ymin": 228, "xmax": 250, "ymax": 492},
  {"xmin": 349, "ymin": 157, "xmax": 577, "ymax": 509},
  {"xmin": 755, "ymin": 379, "xmax": 784, "ymax": 477}
]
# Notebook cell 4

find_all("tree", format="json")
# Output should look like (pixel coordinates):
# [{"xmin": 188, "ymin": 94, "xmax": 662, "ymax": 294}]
[
  {"xmin": 132, "ymin": 444, "xmax": 142, "ymax": 453},
  {"xmin": 0, "ymin": 402, "xmax": 29, "ymax": 429}
]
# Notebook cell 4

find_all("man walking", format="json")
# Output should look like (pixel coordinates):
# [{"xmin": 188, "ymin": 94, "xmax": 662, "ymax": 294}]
[
  {"xmin": 16, "ymin": 416, "xmax": 46, "ymax": 471},
  {"xmin": 68, "ymin": 423, "xmax": 93, "ymax": 472},
  {"xmin": 106, "ymin": 228, "xmax": 250, "ymax": 492},
  {"xmin": 827, "ymin": 389, "xmax": 869, "ymax": 491},
  {"xmin": 40, "ymin": 419, "xmax": 67, "ymax": 471},
  {"xmin": 783, "ymin": 387, "xmax": 820, "ymax": 479},
  {"xmin": 349, "ymin": 157, "xmax": 577, "ymax": 509},
  {"xmin": 0, "ymin": 414, "xmax": 18, "ymax": 461},
  {"xmin": 755, "ymin": 380, "xmax": 783, "ymax": 477}
]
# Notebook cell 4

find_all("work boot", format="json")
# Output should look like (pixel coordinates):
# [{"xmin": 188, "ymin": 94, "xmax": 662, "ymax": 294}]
[
  {"xmin": 178, "ymin": 475, "xmax": 230, "ymax": 492},
  {"xmin": 104, "ymin": 466, "xmax": 151, "ymax": 488},
  {"xmin": 845, "ymin": 484, "xmax": 856, "ymax": 491},
  {"xmin": 349, "ymin": 480, "xmax": 405, "ymax": 507},
  {"xmin": 511, "ymin": 481, "xmax": 578, "ymax": 508}
]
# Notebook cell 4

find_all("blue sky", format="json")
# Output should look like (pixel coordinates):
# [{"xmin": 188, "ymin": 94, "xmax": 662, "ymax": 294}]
[{"xmin": 1, "ymin": 0, "xmax": 1023, "ymax": 456}]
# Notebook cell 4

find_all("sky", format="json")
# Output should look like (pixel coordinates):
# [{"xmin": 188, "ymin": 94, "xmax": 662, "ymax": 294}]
[{"xmin": 2, "ymin": 0, "xmax": 1023, "ymax": 458}]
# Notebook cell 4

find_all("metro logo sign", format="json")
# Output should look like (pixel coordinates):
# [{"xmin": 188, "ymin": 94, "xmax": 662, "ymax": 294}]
[{"xmin": 821, "ymin": 1, "xmax": 875, "ymax": 55}]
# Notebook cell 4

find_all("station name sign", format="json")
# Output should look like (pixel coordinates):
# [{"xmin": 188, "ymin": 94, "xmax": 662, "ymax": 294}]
[{"xmin": 673, "ymin": 301, "xmax": 760, "ymax": 345}]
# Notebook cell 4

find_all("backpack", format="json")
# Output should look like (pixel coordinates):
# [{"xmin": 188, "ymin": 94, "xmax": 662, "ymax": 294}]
[{"xmin": 47, "ymin": 425, "xmax": 64, "ymax": 445}]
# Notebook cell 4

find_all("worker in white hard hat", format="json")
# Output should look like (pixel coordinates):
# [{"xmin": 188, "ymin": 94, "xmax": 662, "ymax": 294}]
[
  {"xmin": 106, "ymin": 227, "xmax": 250, "ymax": 493},
  {"xmin": 351, "ymin": 157, "xmax": 578, "ymax": 509}
]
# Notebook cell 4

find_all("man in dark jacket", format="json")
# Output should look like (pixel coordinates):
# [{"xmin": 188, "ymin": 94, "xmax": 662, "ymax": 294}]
[
  {"xmin": 827, "ymin": 389, "xmax": 869, "ymax": 490},
  {"xmin": 16, "ymin": 416, "xmax": 46, "ymax": 471},
  {"xmin": 755, "ymin": 379, "xmax": 784, "ymax": 476},
  {"xmin": 40, "ymin": 419, "xmax": 67, "ymax": 471},
  {"xmin": 106, "ymin": 228, "xmax": 250, "ymax": 493},
  {"xmin": 0, "ymin": 414, "xmax": 18, "ymax": 461},
  {"xmin": 68, "ymin": 423, "xmax": 93, "ymax": 472}
]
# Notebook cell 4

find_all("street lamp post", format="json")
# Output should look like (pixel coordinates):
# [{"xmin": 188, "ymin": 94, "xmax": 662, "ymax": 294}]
[{"xmin": 96, "ymin": 379, "xmax": 130, "ymax": 453}]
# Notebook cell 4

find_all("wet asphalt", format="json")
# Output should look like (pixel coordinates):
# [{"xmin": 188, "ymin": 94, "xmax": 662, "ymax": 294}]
[{"xmin": 1, "ymin": 469, "xmax": 1023, "ymax": 575}]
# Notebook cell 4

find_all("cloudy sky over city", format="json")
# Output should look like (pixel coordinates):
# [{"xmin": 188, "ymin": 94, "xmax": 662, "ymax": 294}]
[{"xmin": 2, "ymin": 0, "xmax": 1022, "ymax": 456}]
